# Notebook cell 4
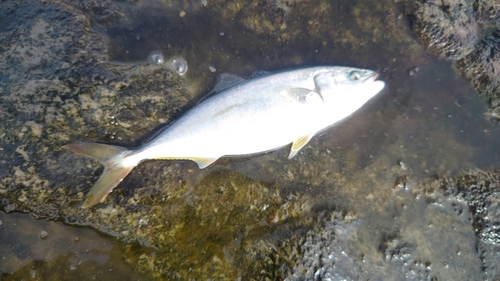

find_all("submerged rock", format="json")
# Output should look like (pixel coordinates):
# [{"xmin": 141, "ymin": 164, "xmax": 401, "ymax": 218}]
[
  {"xmin": 397, "ymin": 0, "xmax": 478, "ymax": 60},
  {"xmin": 456, "ymin": 31, "xmax": 500, "ymax": 118},
  {"xmin": 245, "ymin": 169, "xmax": 500, "ymax": 280},
  {"xmin": 446, "ymin": 170, "xmax": 500, "ymax": 280},
  {"xmin": 398, "ymin": 0, "xmax": 500, "ymax": 117}
]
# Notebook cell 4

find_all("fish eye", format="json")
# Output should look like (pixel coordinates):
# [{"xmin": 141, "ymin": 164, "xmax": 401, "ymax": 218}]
[{"xmin": 348, "ymin": 71, "xmax": 362, "ymax": 81}]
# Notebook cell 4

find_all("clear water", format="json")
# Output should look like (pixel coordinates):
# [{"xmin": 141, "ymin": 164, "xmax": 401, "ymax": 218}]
[{"xmin": 0, "ymin": 212, "xmax": 150, "ymax": 280}]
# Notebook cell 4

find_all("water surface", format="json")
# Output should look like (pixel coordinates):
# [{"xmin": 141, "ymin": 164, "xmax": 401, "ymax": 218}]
[{"xmin": 1, "ymin": 0, "xmax": 499, "ymax": 279}]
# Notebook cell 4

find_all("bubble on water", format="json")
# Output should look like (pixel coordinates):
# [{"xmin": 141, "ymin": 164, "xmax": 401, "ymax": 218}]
[
  {"xmin": 408, "ymin": 66, "xmax": 419, "ymax": 76},
  {"xmin": 40, "ymin": 230, "xmax": 48, "ymax": 240},
  {"xmin": 168, "ymin": 56, "xmax": 188, "ymax": 75},
  {"xmin": 0, "ymin": 219, "xmax": 2, "ymax": 226},
  {"xmin": 148, "ymin": 50, "xmax": 165, "ymax": 65},
  {"xmin": 209, "ymin": 65, "xmax": 216, "ymax": 72}
]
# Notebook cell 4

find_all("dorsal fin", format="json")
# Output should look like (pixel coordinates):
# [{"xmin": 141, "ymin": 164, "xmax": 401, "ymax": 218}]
[
  {"xmin": 198, "ymin": 73, "xmax": 247, "ymax": 104},
  {"xmin": 250, "ymin": 70, "xmax": 270, "ymax": 79},
  {"xmin": 212, "ymin": 73, "xmax": 247, "ymax": 93}
]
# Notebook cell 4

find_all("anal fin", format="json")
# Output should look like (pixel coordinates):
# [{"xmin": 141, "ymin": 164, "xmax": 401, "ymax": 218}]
[
  {"xmin": 152, "ymin": 156, "xmax": 220, "ymax": 169},
  {"xmin": 288, "ymin": 134, "xmax": 315, "ymax": 159},
  {"xmin": 191, "ymin": 157, "xmax": 220, "ymax": 169}
]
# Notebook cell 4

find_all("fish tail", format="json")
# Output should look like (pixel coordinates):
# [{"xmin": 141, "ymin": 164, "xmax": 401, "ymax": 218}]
[{"xmin": 65, "ymin": 142, "xmax": 136, "ymax": 208}]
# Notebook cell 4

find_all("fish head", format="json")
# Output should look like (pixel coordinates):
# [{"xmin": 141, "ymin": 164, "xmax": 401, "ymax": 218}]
[{"xmin": 314, "ymin": 67, "xmax": 385, "ymax": 118}]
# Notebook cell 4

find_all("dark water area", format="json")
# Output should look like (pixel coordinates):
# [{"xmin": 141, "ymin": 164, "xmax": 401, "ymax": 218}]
[
  {"xmin": 93, "ymin": 0, "xmax": 411, "ymax": 95},
  {"xmin": 1, "ymin": 0, "xmax": 500, "ymax": 280},
  {"xmin": 0, "ymin": 212, "xmax": 151, "ymax": 280}
]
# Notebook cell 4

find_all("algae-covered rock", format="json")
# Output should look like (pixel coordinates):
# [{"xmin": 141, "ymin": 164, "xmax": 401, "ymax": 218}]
[
  {"xmin": 397, "ymin": 0, "xmax": 500, "ymax": 117},
  {"xmin": 397, "ymin": 0, "xmax": 478, "ymax": 60},
  {"xmin": 445, "ymin": 170, "xmax": 500, "ymax": 280},
  {"xmin": 455, "ymin": 31, "xmax": 500, "ymax": 118}
]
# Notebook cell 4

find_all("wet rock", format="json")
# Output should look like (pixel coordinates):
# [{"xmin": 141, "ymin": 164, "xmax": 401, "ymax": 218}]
[
  {"xmin": 219, "ymin": 167, "xmax": 491, "ymax": 280},
  {"xmin": 453, "ymin": 171, "xmax": 500, "ymax": 245},
  {"xmin": 65, "ymin": 0, "xmax": 124, "ymax": 25},
  {"xmin": 474, "ymin": 1, "xmax": 500, "ymax": 24},
  {"xmin": 280, "ymin": 177, "xmax": 481, "ymax": 281},
  {"xmin": 397, "ymin": 0, "xmax": 478, "ymax": 59},
  {"xmin": 397, "ymin": 0, "xmax": 500, "ymax": 116},
  {"xmin": 443, "ymin": 170, "xmax": 500, "ymax": 280},
  {"xmin": 0, "ymin": 0, "xmax": 186, "ymax": 251},
  {"xmin": 455, "ymin": 30, "xmax": 500, "ymax": 118}
]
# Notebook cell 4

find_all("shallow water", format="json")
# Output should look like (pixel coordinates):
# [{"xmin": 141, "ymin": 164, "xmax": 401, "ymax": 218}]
[
  {"xmin": 0, "ymin": 212, "xmax": 150, "ymax": 280},
  {"xmin": 1, "ymin": 0, "xmax": 500, "ymax": 279}
]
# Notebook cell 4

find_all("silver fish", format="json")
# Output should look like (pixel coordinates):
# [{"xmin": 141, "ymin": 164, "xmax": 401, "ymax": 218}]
[{"xmin": 66, "ymin": 66, "xmax": 385, "ymax": 208}]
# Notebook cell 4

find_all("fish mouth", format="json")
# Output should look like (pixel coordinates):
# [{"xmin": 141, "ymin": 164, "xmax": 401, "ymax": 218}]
[{"xmin": 370, "ymin": 72, "xmax": 386, "ymax": 92}]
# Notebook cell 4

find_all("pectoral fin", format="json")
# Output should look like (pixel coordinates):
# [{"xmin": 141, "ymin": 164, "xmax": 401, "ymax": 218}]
[
  {"xmin": 288, "ymin": 133, "xmax": 315, "ymax": 159},
  {"xmin": 211, "ymin": 74, "xmax": 246, "ymax": 94},
  {"xmin": 198, "ymin": 74, "xmax": 247, "ymax": 104},
  {"xmin": 153, "ymin": 156, "xmax": 220, "ymax": 169},
  {"xmin": 280, "ymin": 88, "xmax": 324, "ymax": 104}
]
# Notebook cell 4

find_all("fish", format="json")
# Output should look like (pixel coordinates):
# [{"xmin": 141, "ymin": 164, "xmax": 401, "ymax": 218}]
[{"xmin": 66, "ymin": 66, "xmax": 385, "ymax": 208}]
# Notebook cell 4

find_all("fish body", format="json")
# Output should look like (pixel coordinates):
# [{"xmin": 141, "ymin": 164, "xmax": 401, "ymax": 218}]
[{"xmin": 66, "ymin": 66, "xmax": 385, "ymax": 208}]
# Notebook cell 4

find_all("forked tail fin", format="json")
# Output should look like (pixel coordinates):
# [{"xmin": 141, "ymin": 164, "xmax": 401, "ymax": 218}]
[{"xmin": 65, "ymin": 142, "xmax": 135, "ymax": 208}]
